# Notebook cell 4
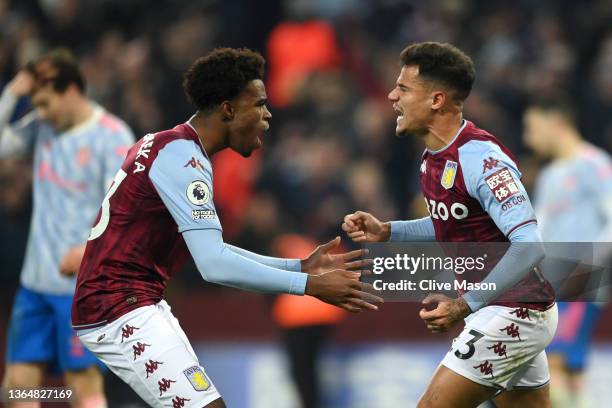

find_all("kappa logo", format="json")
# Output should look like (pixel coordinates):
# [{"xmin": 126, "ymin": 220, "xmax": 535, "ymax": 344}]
[
  {"xmin": 473, "ymin": 361, "xmax": 494, "ymax": 378},
  {"xmin": 487, "ymin": 341, "xmax": 508, "ymax": 358},
  {"xmin": 183, "ymin": 365, "xmax": 211, "ymax": 391},
  {"xmin": 184, "ymin": 157, "xmax": 204, "ymax": 170},
  {"xmin": 121, "ymin": 324, "xmax": 139, "ymax": 343},
  {"xmin": 132, "ymin": 342, "xmax": 151, "ymax": 360},
  {"xmin": 500, "ymin": 323, "xmax": 522, "ymax": 341},
  {"xmin": 510, "ymin": 307, "xmax": 531, "ymax": 320},
  {"xmin": 186, "ymin": 180, "xmax": 210, "ymax": 206},
  {"xmin": 482, "ymin": 157, "xmax": 500, "ymax": 173},
  {"xmin": 441, "ymin": 160, "xmax": 458, "ymax": 189},
  {"xmin": 145, "ymin": 360, "xmax": 163, "ymax": 378},
  {"xmin": 172, "ymin": 397, "xmax": 191, "ymax": 408},
  {"xmin": 158, "ymin": 378, "xmax": 176, "ymax": 396}
]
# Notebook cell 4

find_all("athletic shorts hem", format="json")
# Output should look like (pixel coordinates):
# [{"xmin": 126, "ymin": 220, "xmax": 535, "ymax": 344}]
[
  {"xmin": 440, "ymin": 361, "xmax": 504, "ymax": 391},
  {"xmin": 512, "ymin": 380, "xmax": 550, "ymax": 390},
  {"xmin": 190, "ymin": 394, "xmax": 223, "ymax": 408}
]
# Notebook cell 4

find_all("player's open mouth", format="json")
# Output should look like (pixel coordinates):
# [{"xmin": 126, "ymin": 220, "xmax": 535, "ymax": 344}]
[{"xmin": 394, "ymin": 105, "xmax": 404, "ymax": 122}]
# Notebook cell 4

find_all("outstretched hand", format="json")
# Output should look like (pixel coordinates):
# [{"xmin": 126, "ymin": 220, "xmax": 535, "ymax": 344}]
[
  {"xmin": 305, "ymin": 269, "xmax": 383, "ymax": 313},
  {"xmin": 419, "ymin": 294, "xmax": 471, "ymax": 333},
  {"xmin": 301, "ymin": 236, "xmax": 370, "ymax": 276}
]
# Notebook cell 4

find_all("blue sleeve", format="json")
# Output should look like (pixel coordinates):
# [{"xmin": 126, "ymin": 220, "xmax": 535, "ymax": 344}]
[
  {"xmin": 462, "ymin": 222, "xmax": 545, "ymax": 311},
  {"xmin": 102, "ymin": 122, "xmax": 134, "ymax": 189},
  {"xmin": 582, "ymin": 152, "xmax": 612, "ymax": 199},
  {"xmin": 227, "ymin": 245, "xmax": 302, "ymax": 271},
  {"xmin": 149, "ymin": 139, "xmax": 222, "ymax": 232},
  {"xmin": 583, "ymin": 153, "xmax": 612, "ymax": 253},
  {"xmin": 389, "ymin": 217, "xmax": 436, "ymax": 242},
  {"xmin": 0, "ymin": 87, "xmax": 37, "ymax": 158},
  {"xmin": 458, "ymin": 140, "xmax": 537, "ymax": 238},
  {"xmin": 184, "ymin": 229, "xmax": 307, "ymax": 294}
]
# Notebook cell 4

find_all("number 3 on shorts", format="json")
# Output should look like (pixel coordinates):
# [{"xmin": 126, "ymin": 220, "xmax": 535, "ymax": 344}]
[
  {"xmin": 454, "ymin": 329, "xmax": 484, "ymax": 360},
  {"xmin": 88, "ymin": 169, "xmax": 128, "ymax": 241}
]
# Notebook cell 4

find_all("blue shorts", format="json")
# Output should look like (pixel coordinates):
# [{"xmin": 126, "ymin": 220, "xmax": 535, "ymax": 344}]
[
  {"xmin": 6, "ymin": 285, "xmax": 103, "ymax": 373},
  {"xmin": 547, "ymin": 302, "xmax": 601, "ymax": 371}
]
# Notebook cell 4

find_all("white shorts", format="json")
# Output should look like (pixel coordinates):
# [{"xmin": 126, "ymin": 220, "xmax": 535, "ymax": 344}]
[
  {"xmin": 78, "ymin": 300, "xmax": 221, "ymax": 408},
  {"xmin": 441, "ymin": 303, "xmax": 558, "ymax": 391}
]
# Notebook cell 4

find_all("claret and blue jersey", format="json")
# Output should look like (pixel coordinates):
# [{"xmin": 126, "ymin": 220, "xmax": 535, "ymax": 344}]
[
  {"xmin": 419, "ymin": 120, "xmax": 554, "ymax": 308},
  {"xmin": 73, "ymin": 120, "xmax": 311, "ymax": 330},
  {"xmin": 72, "ymin": 122, "xmax": 222, "ymax": 328}
]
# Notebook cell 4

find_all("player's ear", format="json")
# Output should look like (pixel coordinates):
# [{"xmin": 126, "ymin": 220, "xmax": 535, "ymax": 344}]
[
  {"xmin": 431, "ymin": 91, "xmax": 446, "ymax": 110},
  {"xmin": 220, "ymin": 101, "xmax": 235, "ymax": 121}
]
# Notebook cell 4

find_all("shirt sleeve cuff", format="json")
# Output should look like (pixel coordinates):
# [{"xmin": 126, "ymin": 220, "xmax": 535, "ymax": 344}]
[
  {"xmin": 289, "ymin": 272, "xmax": 308, "ymax": 295},
  {"xmin": 0, "ymin": 87, "xmax": 19, "ymax": 123},
  {"xmin": 462, "ymin": 291, "xmax": 485, "ymax": 313},
  {"xmin": 1, "ymin": 87, "xmax": 18, "ymax": 106},
  {"xmin": 389, "ymin": 221, "xmax": 404, "ymax": 242},
  {"xmin": 285, "ymin": 259, "xmax": 302, "ymax": 272}
]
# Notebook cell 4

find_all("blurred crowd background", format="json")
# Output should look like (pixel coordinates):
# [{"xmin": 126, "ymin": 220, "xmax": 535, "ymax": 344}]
[
  {"xmin": 2, "ymin": 0, "xmax": 612, "ymax": 282},
  {"xmin": 1, "ymin": 0, "xmax": 612, "ymax": 406}
]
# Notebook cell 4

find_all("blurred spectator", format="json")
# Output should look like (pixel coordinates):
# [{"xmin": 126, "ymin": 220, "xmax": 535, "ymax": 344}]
[
  {"xmin": 0, "ymin": 2, "xmax": 611, "ymax": 405},
  {"xmin": 0, "ymin": 0, "xmax": 610, "ymax": 335}
]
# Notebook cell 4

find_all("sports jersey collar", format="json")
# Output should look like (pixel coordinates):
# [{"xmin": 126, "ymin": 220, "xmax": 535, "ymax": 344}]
[
  {"xmin": 185, "ymin": 116, "xmax": 211, "ymax": 161},
  {"xmin": 60, "ymin": 102, "xmax": 104, "ymax": 138},
  {"xmin": 426, "ymin": 119, "xmax": 467, "ymax": 155}
]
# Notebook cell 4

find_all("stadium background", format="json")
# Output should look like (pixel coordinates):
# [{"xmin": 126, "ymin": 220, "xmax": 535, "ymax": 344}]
[{"xmin": 0, "ymin": 0, "xmax": 611, "ymax": 406}]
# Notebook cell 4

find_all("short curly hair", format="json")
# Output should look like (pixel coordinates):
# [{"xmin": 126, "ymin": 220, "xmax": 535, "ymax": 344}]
[
  {"xmin": 183, "ymin": 47, "xmax": 265, "ymax": 112},
  {"xmin": 400, "ymin": 42, "xmax": 475, "ymax": 101}
]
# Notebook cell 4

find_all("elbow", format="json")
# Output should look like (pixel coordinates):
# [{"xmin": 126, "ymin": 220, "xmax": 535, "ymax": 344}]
[
  {"xmin": 195, "ymin": 250, "xmax": 241, "ymax": 287},
  {"xmin": 194, "ymin": 253, "xmax": 225, "ymax": 284}
]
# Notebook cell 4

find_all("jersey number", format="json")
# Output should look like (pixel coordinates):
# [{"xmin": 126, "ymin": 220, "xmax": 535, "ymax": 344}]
[
  {"xmin": 454, "ymin": 329, "xmax": 484, "ymax": 360},
  {"xmin": 88, "ymin": 169, "xmax": 128, "ymax": 241}
]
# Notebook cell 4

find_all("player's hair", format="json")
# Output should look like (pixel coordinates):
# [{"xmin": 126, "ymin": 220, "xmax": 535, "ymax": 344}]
[
  {"xmin": 528, "ymin": 94, "xmax": 578, "ymax": 127},
  {"xmin": 400, "ymin": 42, "xmax": 475, "ymax": 101},
  {"xmin": 183, "ymin": 47, "xmax": 265, "ymax": 112},
  {"xmin": 31, "ymin": 48, "xmax": 85, "ymax": 93}
]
